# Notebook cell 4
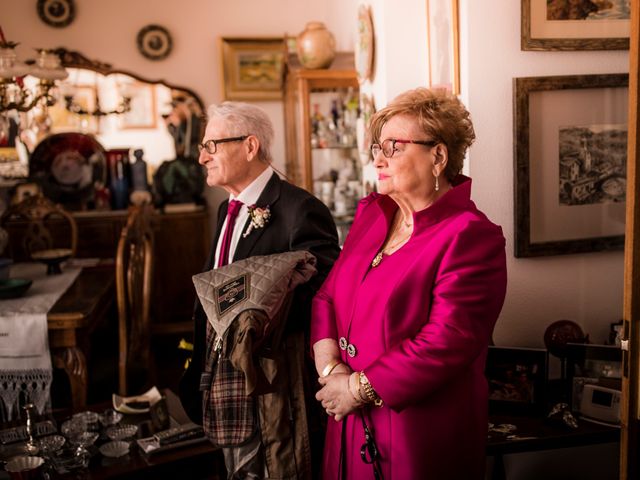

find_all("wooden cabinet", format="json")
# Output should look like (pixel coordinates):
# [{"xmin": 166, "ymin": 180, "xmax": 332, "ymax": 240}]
[
  {"xmin": 283, "ymin": 52, "xmax": 362, "ymax": 243},
  {"xmin": 4, "ymin": 208, "xmax": 210, "ymax": 327}
]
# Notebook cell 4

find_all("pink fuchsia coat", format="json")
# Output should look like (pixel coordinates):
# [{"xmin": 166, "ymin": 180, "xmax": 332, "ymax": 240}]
[{"xmin": 311, "ymin": 176, "xmax": 507, "ymax": 480}]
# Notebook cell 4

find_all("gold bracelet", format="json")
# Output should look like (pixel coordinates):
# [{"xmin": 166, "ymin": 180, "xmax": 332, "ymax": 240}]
[
  {"xmin": 359, "ymin": 371, "xmax": 383, "ymax": 407},
  {"xmin": 321, "ymin": 359, "xmax": 342, "ymax": 377},
  {"xmin": 348, "ymin": 373, "xmax": 364, "ymax": 406}
]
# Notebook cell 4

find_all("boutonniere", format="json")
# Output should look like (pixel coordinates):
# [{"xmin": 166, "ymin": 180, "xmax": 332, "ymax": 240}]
[{"xmin": 242, "ymin": 204, "xmax": 271, "ymax": 238}]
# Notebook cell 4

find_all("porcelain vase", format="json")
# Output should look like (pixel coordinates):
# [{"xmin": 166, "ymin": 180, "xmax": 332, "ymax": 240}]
[{"xmin": 296, "ymin": 22, "xmax": 336, "ymax": 69}]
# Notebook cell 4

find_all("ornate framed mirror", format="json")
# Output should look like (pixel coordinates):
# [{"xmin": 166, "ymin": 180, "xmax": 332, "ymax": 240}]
[{"xmin": 20, "ymin": 48, "xmax": 205, "ymax": 175}]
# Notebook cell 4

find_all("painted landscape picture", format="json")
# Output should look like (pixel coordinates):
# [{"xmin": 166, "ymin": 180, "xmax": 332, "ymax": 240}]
[
  {"xmin": 546, "ymin": 0, "xmax": 630, "ymax": 20},
  {"xmin": 558, "ymin": 124, "xmax": 627, "ymax": 206}
]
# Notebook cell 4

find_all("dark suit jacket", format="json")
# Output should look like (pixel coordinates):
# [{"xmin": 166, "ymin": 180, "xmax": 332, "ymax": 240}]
[{"xmin": 179, "ymin": 172, "xmax": 340, "ymax": 422}]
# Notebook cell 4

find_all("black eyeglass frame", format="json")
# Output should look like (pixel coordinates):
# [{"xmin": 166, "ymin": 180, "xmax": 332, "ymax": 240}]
[
  {"xmin": 370, "ymin": 138, "xmax": 439, "ymax": 159},
  {"xmin": 197, "ymin": 135, "xmax": 249, "ymax": 155}
]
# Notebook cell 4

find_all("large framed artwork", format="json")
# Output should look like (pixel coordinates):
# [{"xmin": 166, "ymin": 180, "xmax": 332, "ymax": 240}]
[
  {"xmin": 521, "ymin": 0, "xmax": 630, "ymax": 51},
  {"xmin": 220, "ymin": 37, "xmax": 285, "ymax": 101},
  {"xmin": 514, "ymin": 73, "xmax": 628, "ymax": 257},
  {"xmin": 426, "ymin": 0, "xmax": 460, "ymax": 94}
]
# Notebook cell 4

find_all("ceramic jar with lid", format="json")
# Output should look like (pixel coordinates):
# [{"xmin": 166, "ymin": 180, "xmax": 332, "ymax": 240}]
[{"xmin": 296, "ymin": 22, "xmax": 336, "ymax": 69}]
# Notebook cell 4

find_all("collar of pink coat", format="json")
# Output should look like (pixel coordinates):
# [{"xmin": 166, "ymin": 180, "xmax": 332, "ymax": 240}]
[{"xmin": 371, "ymin": 174, "xmax": 473, "ymax": 233}]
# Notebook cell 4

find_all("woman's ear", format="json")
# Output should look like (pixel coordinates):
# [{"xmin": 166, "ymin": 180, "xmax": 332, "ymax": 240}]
[{"xmin": 432, "ymin": 143, "xmax": 449, "ymax": 175}]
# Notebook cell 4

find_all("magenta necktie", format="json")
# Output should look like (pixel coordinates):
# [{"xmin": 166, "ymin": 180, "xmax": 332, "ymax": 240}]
[{"xmin": 217, "ymin": 199, "xmax": 243, "ymax": 268}]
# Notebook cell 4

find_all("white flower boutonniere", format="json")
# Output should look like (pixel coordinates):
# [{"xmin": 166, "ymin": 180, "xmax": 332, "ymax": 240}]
[{"xmin": 242, "ymin": 204, "xmax": 271, "ymax": 238}]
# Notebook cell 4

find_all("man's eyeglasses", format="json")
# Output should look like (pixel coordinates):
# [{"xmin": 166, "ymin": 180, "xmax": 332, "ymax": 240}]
[
  {"xmin": 370, "ymin": 138, "xmax": 439, "ymax": 159},
  {"xmin": 197, "ymin": 135, "xmax": 249, "ymax": 155}
]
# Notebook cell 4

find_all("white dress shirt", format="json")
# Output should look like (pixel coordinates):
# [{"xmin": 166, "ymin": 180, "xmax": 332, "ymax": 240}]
[{"xmin": 213, "ymin": 166, "xmax": 274, "ymax": 267}]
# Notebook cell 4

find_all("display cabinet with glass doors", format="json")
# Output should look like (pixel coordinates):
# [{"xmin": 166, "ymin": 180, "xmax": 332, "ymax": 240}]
[{"xmin": 283, "ymin": 51, "xmax": 362, "ymax": 244}]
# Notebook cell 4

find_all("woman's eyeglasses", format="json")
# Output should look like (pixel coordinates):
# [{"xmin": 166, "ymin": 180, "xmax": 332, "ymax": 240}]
[
  {"xmin": 370, "ymin": 138, "xmax": 439, "ymax": 159},
  {"xmin": 197, "ymin": 135, "xmax": 249, "ymax": 155}
]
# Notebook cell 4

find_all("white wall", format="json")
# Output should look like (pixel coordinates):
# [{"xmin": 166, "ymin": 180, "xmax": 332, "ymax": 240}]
[{"xmin": 463, "ymin": 0, "xmax": 628, "ymax": 348}]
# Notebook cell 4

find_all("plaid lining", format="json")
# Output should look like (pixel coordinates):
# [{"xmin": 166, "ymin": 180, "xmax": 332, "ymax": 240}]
[{"xmin": 202, "ymin": 322, "xmax": 257, "ymax": 447}]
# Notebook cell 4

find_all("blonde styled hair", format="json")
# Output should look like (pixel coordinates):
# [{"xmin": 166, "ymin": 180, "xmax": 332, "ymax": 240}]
[{"xmin": 369, "ymin": 88, "xmax": 475, "ymax": 181}]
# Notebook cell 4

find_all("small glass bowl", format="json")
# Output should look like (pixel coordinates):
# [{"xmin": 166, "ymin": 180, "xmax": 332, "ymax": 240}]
[
  {"xmin": 36, "ymin": 434, "xmax": 66, "ymax": 455},
  {"xmin": 99, "ymin": 440, "xmax": 130, "ymax": 458},
  {"xmin": 61, "ymin": 418, "xmax": 86, "ymax": 441},
  {"xmin": 74, "ymin": 431, "xmax": 99, "ymax": 448},
  {"xmin": 50, "ymin": 446, "xmax": 89, "ymax": 471},
  {"xmin": 106, "ymin": 424, "xmax": 138, "ymax": 441},
  {"xmin": 5, "ymin": 455, "xmax": 45, "ymax": 472},
  {"xmin": 99, "ymin": 409, "xmax": 124, "ymax": 428},
  {"xmin": 73, "ymin": 410, "xmax": 100, "ymax": 428}
]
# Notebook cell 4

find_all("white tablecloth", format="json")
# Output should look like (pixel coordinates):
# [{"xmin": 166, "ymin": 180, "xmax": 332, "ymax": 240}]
[{"xmin": 0, "ymin": 263, "xmax": 81, "ymax": 420}]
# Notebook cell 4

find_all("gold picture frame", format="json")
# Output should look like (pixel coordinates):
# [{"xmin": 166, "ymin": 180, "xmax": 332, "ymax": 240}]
[
  {"xmin": 220, "ymin": 37, "xmax": 285, "ymax": 101},
  {"xmin": 521, "ymin": 0, "xmax": 630, "ymax": 51},
  {"xmin": 426, "ymin": 0, "xmax": 460, "ymax": 95}
]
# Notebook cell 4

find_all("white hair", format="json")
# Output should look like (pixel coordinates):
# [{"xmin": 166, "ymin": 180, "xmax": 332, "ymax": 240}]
[{"xmin": 206, "ymin": 101, "xmax": 274, "ymax": 163}]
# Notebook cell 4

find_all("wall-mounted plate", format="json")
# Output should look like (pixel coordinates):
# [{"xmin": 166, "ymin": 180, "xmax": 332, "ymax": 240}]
[
  {"xmin": 137, "ymin": 25, "xmax": 173, "ymax": 61},
  {"xmin": 355, "ymin": 4, "xmax": 374, "ymax": 83},
  {"xmin": 37, "ymin": 0, "xmax": 76, "ymax": 28}
]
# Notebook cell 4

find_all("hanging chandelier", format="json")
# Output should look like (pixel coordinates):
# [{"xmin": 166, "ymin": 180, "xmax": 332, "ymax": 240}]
[
  {"xmin": 0, "ymin": 25, "xmax": 69, "ymax": 115},
  {"xmin": 63, "ymin": 90, "xmax": 131, "ymax": 117}
]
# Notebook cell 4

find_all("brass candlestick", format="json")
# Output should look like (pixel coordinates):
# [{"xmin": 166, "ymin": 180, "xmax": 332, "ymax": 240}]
[{"xmin": 22, "ymin": 403, "xmax": 39, "ymax": 455}]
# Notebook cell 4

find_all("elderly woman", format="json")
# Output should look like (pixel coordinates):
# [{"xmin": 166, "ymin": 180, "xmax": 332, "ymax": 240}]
[{"xmin": 311, "ymin": 87, "xmax": 507, "ymax": 479}]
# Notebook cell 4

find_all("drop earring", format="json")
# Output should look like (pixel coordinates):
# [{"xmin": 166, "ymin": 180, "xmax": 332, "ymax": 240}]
[{"xmin": 435, "ymin": 175, "xmax": 439, "ymax": 192}]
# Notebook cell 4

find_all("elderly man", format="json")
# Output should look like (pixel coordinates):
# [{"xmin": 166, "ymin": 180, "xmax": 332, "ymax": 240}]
[{"xmin": 179, "ymin": 101, "xmax": 340, "ymax": 479}]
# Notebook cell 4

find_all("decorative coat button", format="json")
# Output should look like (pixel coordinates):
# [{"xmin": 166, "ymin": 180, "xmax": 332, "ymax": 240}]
[
  {"xmin": 339, "ymin": 337, "xmax": 348, "ymax": 350},
  {"xmin": 347, "ymin": 343, "xmax": 357, "ymax": 357}
]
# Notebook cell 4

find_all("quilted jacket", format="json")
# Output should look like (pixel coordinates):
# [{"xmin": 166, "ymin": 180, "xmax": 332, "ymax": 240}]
[{"xmin": 192, "ymin": 251, "xmax": 317, "ymax": 479}]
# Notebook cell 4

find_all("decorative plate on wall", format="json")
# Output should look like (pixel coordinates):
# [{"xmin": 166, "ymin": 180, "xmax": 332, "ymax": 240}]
[
  {"xmin": 137, "ymin": 25, "xmax": 173, "ymax": 61},
  {"xmin": 355, "ymin": 4, "xmax": 374, "ymax": 83},
  {"xmin": 356, "ymin": 92, "xmax": 375, "ymax": 164},
  {"xmin": 37, "ymin": 0, "xmax": 76, "ymax": 28}
]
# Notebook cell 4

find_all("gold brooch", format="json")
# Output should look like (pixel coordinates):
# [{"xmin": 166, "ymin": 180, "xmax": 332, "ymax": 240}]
[{"xmin": 371, "ymin": 251, "xmax": 383, "ymax": 268}]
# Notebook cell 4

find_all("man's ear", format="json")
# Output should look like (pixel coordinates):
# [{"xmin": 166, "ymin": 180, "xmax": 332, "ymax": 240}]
[{"xmin": 245, "ymin": 135, "xmax": 260, "ymax": 162}]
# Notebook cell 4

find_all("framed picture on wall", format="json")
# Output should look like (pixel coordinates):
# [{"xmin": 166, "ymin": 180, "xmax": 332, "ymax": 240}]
[
  {"xmin": 521, "ymin": 0, "xmax": 630, "ymax": 51},
  {"xmin": 119, "ymin": 82, "xmax": 157, "ymax": 129},
  {"xmin": 513, "ymin": 73, "xmax": 628, "ymax": 257},
  {"xmin": 220, "ymin": 37, "xmax": 285, "ymax": 101},
  {"xmin": 50, "ymin": 85, "xmax": 99, "ymax": 134},
  {"xmin": 426, "ymin": 0, "xmax": 460, "ymax": 95},
  {"xmin": 486, "ymin": 346, "xmax": 549, "ymax": 415}
]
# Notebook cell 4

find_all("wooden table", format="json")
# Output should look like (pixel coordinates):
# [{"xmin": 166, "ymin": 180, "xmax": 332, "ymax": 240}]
[{"xmin": 47, "ymin": 264, "xmax": 115, "ymax": 410}]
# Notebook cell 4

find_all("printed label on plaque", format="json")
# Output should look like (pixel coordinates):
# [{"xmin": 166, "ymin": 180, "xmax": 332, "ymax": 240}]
[{"xmin": 215, "ymin": 274, "xmax": 249, "ymax": 316}]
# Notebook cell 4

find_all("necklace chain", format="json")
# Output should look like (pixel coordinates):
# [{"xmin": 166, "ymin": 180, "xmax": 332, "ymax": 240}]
[{"xmin": 371, "ymin": 213, "xmax": 412, "ymax": 268}]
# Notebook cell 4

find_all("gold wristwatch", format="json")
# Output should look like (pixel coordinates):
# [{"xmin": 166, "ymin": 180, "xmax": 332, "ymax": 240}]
[{"xmin": 359, "ymin": 371, "xmax": 383, "ymax": 407}]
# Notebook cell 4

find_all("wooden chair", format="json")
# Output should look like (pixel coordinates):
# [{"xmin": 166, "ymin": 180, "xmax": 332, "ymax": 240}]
[
  {"xmin": 0, "ymin": 193, "xmax": 78, "ymax": 261},
  {"xmin": 116, "ymin": 205, "xmax": 154, "ymax": 396}
]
